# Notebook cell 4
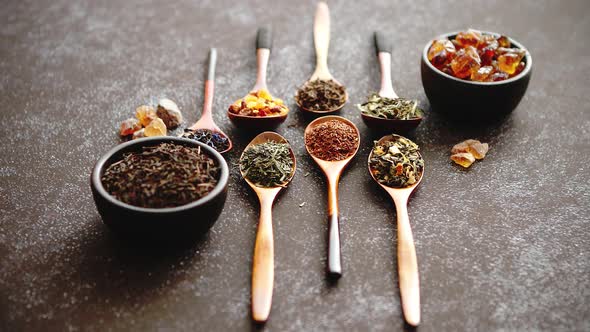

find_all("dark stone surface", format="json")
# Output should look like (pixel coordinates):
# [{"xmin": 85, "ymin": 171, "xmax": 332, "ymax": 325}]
[{"xmin": 1, "ymin": 0, "xmax": 588, "ymax": 331}]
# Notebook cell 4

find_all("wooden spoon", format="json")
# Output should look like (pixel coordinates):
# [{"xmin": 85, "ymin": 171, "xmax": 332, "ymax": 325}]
[
  {"xmin": 228, "ymin": 28, "xmax": 288, "ymax": 130},
  {"xmin": 368, "ymin": 134, "xmax": 423, "ymax": 326},
  {"xmin": 360, "ymin": 32, "xmax": 423, "ymax": 132},
  {"xmin": 304, "ymin": 116, "xmax": 360, "ymax": 277},
  {"xmin": 239, "ymin": 132, "xmax": 296, "ymax": 323},
  {"xmin": 182, "ymin": 48, "xmax": 233, "ymax": 153},
  {"xmin": 296, "ymin": 2, "xmax": 348, "ymax": 113}
]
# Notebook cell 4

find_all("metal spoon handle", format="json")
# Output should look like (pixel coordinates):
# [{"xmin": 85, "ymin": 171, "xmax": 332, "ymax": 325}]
[
  {"xmin": 251, "ymin": 195, "xmax": 274, "ymax": 323},
  {"xmin": 327, "ymin": 176, "xmax": 342, "ymax": 277},
  {"xmin": 395, "ymin": 198, "xmax": 420, "ymax": 326},
  {"xmin": 313, "ymin": 2, "xmax": 331, "ymax": 79},
  {"xmin": 375, "ymin": 32, "xmax": 397, "ymax": 99},
  {"xmin": 253, "ymin": 27, "xmax": 271, "ymax": 92}
]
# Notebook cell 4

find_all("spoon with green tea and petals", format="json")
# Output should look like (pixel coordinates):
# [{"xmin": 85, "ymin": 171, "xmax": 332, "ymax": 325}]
[
  {"xmin": 240, "ymin": 132, "xmax": 296, "ymax": 323},
  {"xmin": 295, "ymin": 2, "xmax": 348, "ymax": 113},
  {"xmin": 359, "ymin": 32, "xmax": 423, "ymax": 132},
  {"xmin": 368, "ymin": 134, "xmax": 423, "ymax": 327}
]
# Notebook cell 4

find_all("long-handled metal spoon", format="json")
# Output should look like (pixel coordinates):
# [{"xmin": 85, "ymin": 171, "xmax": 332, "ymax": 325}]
[
  {"xmin": 368, "ymin": 134, "xmax": 423, "ymax": 326},
  {"xmin": 228, "ymin": 28, "xmax": 288, "ymax": 130},
  {"xmin": 296, "ymin": 2, "xmax": 348, "ymax": 113},
  {"xmin": 240, "ymin": 132, "xmax": 296, "ymax": 323},
  {"xmin": 360, "ymin": 32, "xmax": 423, "ymax": 132},
  {"xmin": 304, "ymin": 116, "xmax": 359, "ymax": 277},
  {"xmin": 182, "ymin": 48, "xmax": 233, "ymax": 153}
]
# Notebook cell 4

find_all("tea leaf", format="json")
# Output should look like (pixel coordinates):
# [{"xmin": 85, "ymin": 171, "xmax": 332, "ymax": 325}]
[
  {"xmin": 369, "ymin": 136, "xmax": 424, "ymax": 188},
  {"xmin": 357, "ymin": 93, "xmax": 423, "ymax": 120},
  {"xmin": 240, "ymin": 142, "xmax": 293, "ymax": 188}
]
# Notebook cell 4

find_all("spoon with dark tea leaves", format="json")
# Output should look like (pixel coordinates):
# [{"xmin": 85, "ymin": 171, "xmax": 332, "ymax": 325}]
[
  {"xmin": 227, "ymin": 28, "xmax": 289, "ymax": 130},
  {"xmin": 182, "ymin": 48, "xmax": 233, "ymax": 153},
  {"xmin": 304, "ymin": 116, "xmax": 360, "ymax": 277},
  {"xmin": 239, "ymin": 132, "xmax": 296, "ymax": 323},
  {"xmin": 295, "ymin": 2, "xmax": 348, "ymax": 114},
  {"xmin": 359, "ymin": 32, "xmax": 423, "ymax": 132},
  {"xmin": 368, "ymin": 134, "xmax": 424, "ymax": 326}
]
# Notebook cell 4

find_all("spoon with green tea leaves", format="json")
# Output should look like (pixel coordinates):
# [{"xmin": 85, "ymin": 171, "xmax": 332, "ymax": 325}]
[
  {"xmin": 358, "ymin": 32, "xmax": 423, "ymax": 132},
  {"xmin": 227, "ymin": 28, "xmax": 289, "ymax": 130},
  {"xmin": 295, "ymin": 2, "xmax": 348, "ymax": 114},
  {"xmin": 239, "ymin": 132, "xmax": 296, "ymax": 323},
  {"xmin": 304, "ymin": 116, "xmax": 360, "ymax": 277},
  {"xmin": 368, "ymin": 134, "xmax": 424, "ymax": 326},
  {"xmin": 181, "ymin": 48, "xmax": 233, "ymax": 153}
]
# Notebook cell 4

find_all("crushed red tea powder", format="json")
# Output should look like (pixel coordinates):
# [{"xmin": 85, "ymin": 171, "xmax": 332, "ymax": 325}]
[{"xmin": 305, "ymin": 120, "xmax": 359, "ymax": 161}]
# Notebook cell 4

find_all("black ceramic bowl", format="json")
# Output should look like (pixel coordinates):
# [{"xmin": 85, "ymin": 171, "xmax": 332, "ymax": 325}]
[
  {"xmin": 90, "ymin": 137, "xmax": 229, "ymax": 240},
  {"xmin": 421, "ymin": 31, "xmax": 532, "ymax": 119}
]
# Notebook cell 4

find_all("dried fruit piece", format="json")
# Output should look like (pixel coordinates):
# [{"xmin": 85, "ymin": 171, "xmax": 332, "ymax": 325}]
[
  {"xmin": 455, "ymin": 29, "xmax": 482, "ymax": 48},
  {"xmin": 257, "ymin": 89, "xmax": 272, "ymax": 101},
  {"xmin": 477, "ymin": 34, "xmax": 499, "ymax": 51},
  {"xmin": 132, "ymin": 128, "xmax": 145, "ymax": 140},
  {"xmin": 510, "ymin": 61, "xmax": 526, "ymax": 77},
  {"xmin": 489, "ymin": 71, "xmax": 509, "ymax": 81},
  {"xmin": 471, "ymin": 66, "xmax": 494, "ymax": 82},
  {"xmin": 467, "ymin": 142, "xmax": 489, "ymax": 160},
  {"xmin": 497, "ymin": 35, "xmax": 511, "ymax": 48},
  {"xmin": 451, "ymin": 46, "xmax": 481, "ymax": 79},
  {"xmin": 428, "ymin": 39, "xmax": 456, "ymax": 68},
  {"xmin": 228, "ymin": 90, "xmax": 289, "ymax": 117},
  {"xmin": 156, "ymin": 98, "xmax": 183, "ymax": 129},
  {"xmin": 144, "ymin": 118, "xmax": 167, "ymax": 137},
  {"xmin": 451, "ymin": 153, "xmax": 476, "ymax": 168},
  {"xmin": 136, "ymin": 105, "xmax": 157, "ymax": 127},
  {"xmin": 498, "ymin": 51, "xmax": 525, "ymax": 75},
  {"xmin": 120, "ymin": 118, "xmax": 141, "ymax": 136},
  {"xmin": 451, "ymin": 139, "xmax": 489, "ymax": 168}
]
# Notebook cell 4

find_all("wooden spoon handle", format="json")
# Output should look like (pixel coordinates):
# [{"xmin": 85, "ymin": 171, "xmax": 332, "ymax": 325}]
[
  {"xmin": 253, "ymin": 28, "xmax": 271, "ymax": 92},
  {"xmin": 395, "ymin": 200, "xmax": 420, "ymax": 326},
  {"xmin": 327, "ymin": 176, "xmax": 342, "ymax": 277},
  {"xmin": 203, "ymin": 48, "xmax": 216, "ymax": 120},
  {"xmin": 375, "ymin": 32, "xmax": 397, "ymax": 99},
  {"xmin": 313, "ymin": 2, "xmax": 330, "ymax": 76},
  {"xmin": 191, "ymin": 48, "xmax": 217, "ymax": 131},
  {"xmin": 251, "ymin": 196, "xmax": 274, "ymax": 323}
]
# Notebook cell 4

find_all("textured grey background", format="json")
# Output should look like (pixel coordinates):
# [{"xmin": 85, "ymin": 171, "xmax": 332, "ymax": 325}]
[{"xmin": 1, "ymin": 0, "xmax": 589, "ymax": 331}]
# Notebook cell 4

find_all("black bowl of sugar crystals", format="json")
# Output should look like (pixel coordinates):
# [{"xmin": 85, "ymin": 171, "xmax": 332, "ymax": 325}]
[{"xmin": 91, "ymin": 137, "xmax": 229, "ymax": 241}]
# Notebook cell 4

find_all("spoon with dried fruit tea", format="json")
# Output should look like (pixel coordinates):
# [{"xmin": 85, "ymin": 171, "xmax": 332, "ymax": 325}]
[
  {"xmin": 368, "ymin": 134, "xmax": 424, "ymax": 327},
  {"xmin": 181, "ymin": 48, "xmax": 233, "ymax": 154},
  {"xmin": 239, "ymin": 132, "xmax": 296, "ymax": 323},
  {"xmin": 227, "ymin": 28, "xmax": 289, "ymax": 130},
  {"xmin": 295, "ymin": 2, "xmax": 348, "ymax": 114},
  {"xmin": 304, "ymin": 116, "xmax": 360, "ymax": 278},
  {"xmin": 358, "ymin": 32, "xmax": 423, "ymax": 132}
]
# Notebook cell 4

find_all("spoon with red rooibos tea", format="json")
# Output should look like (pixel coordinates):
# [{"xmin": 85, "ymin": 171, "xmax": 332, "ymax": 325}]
[{"xmin": 182, "ymin": 48, "xmax": 233, "ymax": 153}]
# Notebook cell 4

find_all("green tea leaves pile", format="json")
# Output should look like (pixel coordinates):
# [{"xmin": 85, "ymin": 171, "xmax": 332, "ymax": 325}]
[
  {"xmin": 357, "ymin": 94, "xmax": 423, "ymax": 120},
  {"xmin": 296, "ymin": 79, "xmax": 347, "ymax": 112},
  {"xmin": 369, "ymin": 136, "xmax": 424, "ymax": 188},
  {"xmin": 101, "ymin": 143, "xmax": 219, "ymax": 208},
  {"xmin": 240, "ymin": 142, "xmax": 294, "ymax": 188}
]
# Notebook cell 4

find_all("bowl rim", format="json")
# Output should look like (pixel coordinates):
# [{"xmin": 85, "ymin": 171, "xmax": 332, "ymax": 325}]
[
  {"xmin": 422, "ymin": 30, "xmax": 532, "ymax": 85},
  {"xmin": 91, "ymin": 136, "xmax": 229, "ymax": 214}
]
